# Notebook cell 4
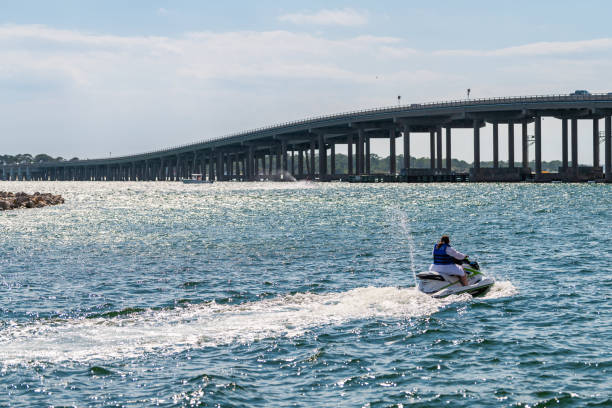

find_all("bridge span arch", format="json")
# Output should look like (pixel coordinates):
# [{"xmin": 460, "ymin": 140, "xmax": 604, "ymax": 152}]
[{"xmin": 4, "ymin": 93, "xmax": 612, "ymax": 182}]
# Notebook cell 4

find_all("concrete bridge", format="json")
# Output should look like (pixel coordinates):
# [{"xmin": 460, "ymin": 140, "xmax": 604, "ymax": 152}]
[{"xmin": 3, "ymin": 93, "xmax": 612, "ymax": 182}]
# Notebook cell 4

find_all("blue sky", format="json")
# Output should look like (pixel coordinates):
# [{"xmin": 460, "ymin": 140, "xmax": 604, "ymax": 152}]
[{"xmin": 1, "ymin": 1, "xmax": 612, "ymax": 162}]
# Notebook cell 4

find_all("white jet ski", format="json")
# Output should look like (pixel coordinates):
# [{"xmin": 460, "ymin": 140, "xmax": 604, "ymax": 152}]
[{"xmin": 416, "ymin": 259, "xmax": 494, "ymax": 298}]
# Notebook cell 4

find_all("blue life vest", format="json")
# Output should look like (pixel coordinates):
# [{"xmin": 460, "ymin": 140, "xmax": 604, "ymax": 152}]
[{"xmin": 433, "ymin": 243, "xmax": 454, "ymax": 265}]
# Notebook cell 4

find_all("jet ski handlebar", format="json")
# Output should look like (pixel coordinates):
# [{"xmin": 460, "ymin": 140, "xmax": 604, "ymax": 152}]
[{"xmin": 454, "ymin": 257, "xmax": 480, "ymax": 270}]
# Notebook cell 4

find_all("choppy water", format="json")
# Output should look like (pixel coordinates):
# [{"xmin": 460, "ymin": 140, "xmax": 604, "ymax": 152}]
[{"xmin": 0, "ymin": 181, "xmax": 610, "ymax": 407}]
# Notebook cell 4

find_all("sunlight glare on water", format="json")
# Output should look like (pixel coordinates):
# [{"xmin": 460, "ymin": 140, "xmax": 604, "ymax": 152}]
[{"xmin": 0, "ymin": 181, "xmax": 609, "ymax": 407}]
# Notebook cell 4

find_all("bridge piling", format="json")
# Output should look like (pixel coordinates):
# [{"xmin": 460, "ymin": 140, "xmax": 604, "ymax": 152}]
[
  {"xmin": 389, "ymin": 129, "xmax": 396, "ymax": 175},
  {"xmin": 436, "ymin": 127, "xmax": 442, "ymax": 170},
  {"xmin": 365, "ymin": 135, "xmax": 371, "ymax": 174},
  {"xmin": 561, "ymin": 119, "xmax": 568, "ymax": 172},
  {"xmin": 403, "ymin": 127, "xmax": 410, "ymax": 170},
  {"xmin": 429, "ymin": 131, "xmax": 435, "ymax": 169},
  {"xmin": 605, "ymin": 116, "xmax": 611, "ymax": 182},
  {"xmin": 493, "ymin": 122, "xmax": 499, "ymax": 169},
  {"xmin": 347, "ymin": 134, "xmax": 353, "ymax": 175},
  {"xmin": 593, "ymin": 119, "xmax": 600, "ymax": 169},
  {"xmin": 571, "ymin": 119, "xmax": 578, "ymax": 175},
  {"xmin": 535, "ymin": 116, "xmax": 542, "ymax": 177},
  {"xmin": 473, "ymin": 120, "xmax": 480, "ymax": 170},
  {"xmin": 522, "ymin": 121, "xmax": 529, "ymax": 170},
  {"xmin": 445, "ymin": 127, "xmax": 452, "ymax": 171},
  {"xmin": 330, "ymin": 143, "xmax": 336, "ymax": 175}
]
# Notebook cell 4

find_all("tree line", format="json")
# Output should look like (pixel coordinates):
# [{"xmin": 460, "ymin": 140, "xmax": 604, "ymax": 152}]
[{"xmin": 1, "ymin": 154, "xmax": 79, "ymax": 165}]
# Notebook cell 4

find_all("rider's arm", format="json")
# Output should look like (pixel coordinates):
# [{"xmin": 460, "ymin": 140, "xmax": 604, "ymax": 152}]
[{"xmin": 446, "ymin": 246, "xmax": 466, "ymax": 260}]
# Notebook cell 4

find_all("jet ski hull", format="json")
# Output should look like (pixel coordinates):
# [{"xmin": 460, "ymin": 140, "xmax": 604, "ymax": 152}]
[
  {"xmin": 431, "ymin": 277, "xmax": 494, "ymax": 298},
  {"xmin": 416, "ymin": 264, "xmax": 494, "ymax": 299}
]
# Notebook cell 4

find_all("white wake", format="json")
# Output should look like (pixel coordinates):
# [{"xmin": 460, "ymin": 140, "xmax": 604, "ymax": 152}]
[{"xmin": 0, "ymin": 284, "xmax": 516, "ymax": 365}]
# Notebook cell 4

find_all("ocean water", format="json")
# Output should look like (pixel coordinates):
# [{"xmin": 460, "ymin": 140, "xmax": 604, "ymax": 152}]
[{"xmin": 0, "ymin": 181, "xmax": 610, "ymax": 407}]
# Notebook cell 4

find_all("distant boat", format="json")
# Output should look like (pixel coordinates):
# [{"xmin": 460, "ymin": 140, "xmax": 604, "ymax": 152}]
[{"xmin": 182, "ymin": 174, "xmax": 213, "ymax": 184}]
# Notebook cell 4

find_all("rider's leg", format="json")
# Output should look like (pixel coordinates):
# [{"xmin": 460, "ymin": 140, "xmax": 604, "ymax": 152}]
[{"xmin": 458, "ymin": 265, "xmax": 468, "ymax": 286}]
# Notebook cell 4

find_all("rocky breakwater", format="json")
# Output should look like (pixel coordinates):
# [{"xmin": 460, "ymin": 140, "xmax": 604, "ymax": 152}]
[{"xmin": 0, "ymin": 191, "xmax": 64, "ymax": 210}]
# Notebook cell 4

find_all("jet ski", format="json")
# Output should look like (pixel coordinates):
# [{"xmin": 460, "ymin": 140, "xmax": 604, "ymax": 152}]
[{"xmin": 416, "ymin": 259, "xmax": 494, "ymax": 298}]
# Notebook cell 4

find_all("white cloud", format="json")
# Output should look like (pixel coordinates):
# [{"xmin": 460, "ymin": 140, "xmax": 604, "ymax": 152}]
[
  {"xmin": 434, "ymin": 38, "xmax": 612, "ymax": 57},
  {"xmin": 1, "ymin": 23, "xmax": 611, "ymax": 162},
  {"xmin": 278, "ymin": 8, "xmax": 368, "ymax": 26},
  {"xmin": 157, "ymin": 7, "xmax": 168, "ymax": 16}
]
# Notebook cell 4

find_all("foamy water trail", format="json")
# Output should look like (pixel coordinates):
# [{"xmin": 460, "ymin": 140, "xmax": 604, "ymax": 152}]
[{"xmin": 0, "ymin": 284, "xmax": 516, "ymax": 366}]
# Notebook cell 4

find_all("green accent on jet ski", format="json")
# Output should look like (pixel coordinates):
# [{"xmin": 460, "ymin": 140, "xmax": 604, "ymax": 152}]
[{"xmin": 435, "ymin": 268, "xmax": 482, "ymax": 291}]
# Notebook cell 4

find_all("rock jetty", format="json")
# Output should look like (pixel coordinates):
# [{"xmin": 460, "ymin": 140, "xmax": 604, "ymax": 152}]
[{"xmin": 0, "ymin": 192, "xmax": 64, "ymax": 210}]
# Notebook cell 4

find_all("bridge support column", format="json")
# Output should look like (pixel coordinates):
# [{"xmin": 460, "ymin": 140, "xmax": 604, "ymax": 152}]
[
  {"xmin": 255, "ymin": 153, "xmax": 260, "ymax": 179},
  {"xmin": 357, "ymin": 129, "xmax": 364, "ymax": 175},
  {"xmin": 201, "ymin": 152, "xmax": 207, "ymax": 181},
  {"xmin": 290, "ymin": 149, "xmax": 294, "ymax": 176},
  {"xmin": 227, "ymin": 154, "xmax": 233, "ymax": 179},
  {"xmin": 318, "ymin": 134, "xmax": 325, "ymax": 179},
  {"xmin": 403, "ymin": 127, "xmax": 410, "ymax": 170},
  {"xmin": 571, "ymin": 118, "xmax": 578, "ymax": 176},
  {"xmin": 235, "ymin": 153, "xmax": 241, "ymax": 179},
  {"xmin": 310, "ymin": 139, "xmax": 316, "ymax": 177},
  {"xmin": 535, "ymin": 116, "xmax": 542, "ymax": 177},
  {"xmin": 493, "ymin": 122, "xmax": 499, "ymax": 168},
  {"xmin": 593, "ymin": 118, "xmax": 600, "ymax": 168},
  {"xmin": 365, "ymin": 136, "xmax": 370, "ymax": 174},
  {"xmin": 508, "ymin": 121, "xmax": 514, "ymax": 168},
  {"xmin": 331, "ymin": 143, "xmax": 336, "ymax": 175},
  {"xmin": 282, "ymin": 140, "xmax": 288, "ymax": 174},
  {"xmin": 389, "ymin": 128, "xmax": 396, "ymax": 175},
  {"xmin": 562, "ymin": 119, "xmax": 568, "ymax": 172},
  {"xmin": 347, "ymin": 134, "xmax": 353, "ymax": 175},
  {"xmin": 436, "ymin": 127, "xmax": 442, "ymax": 170},
  {"xmin": 275, "ymin": 147, "xmax": 281, "ymax": 176},
  {"xmin": 298, "ymin": 149, "xmax": 304, "ymax": 177},
  {"xmin": 605, "ymin": 116, "xmax": 611, "ymax": 182},
  {"xmin": 222, "ymin": 154, "xmax": 227, "ymax": 179},
  {"xmin": 207, "ymin": 152, "xmax": 213, "ymax": 181},
  {"xmin": 473, "ymin": 120, "xmax": 481, "ymax": 170},
  {"xmin": 214, "ymin": 153, "xmax": 220, "ymax": 181},
  {"xmin": 430, "ymin": 131, "xmax": 435, "ymax": 169},
  {"xmin": 192, "ymin": 152, "xmax": 198, "ymax": 179},
  {"xmin": 247, "ymin": 146, "xmax": 254, "ymax": 181},
  {"xmin": 446, "ymin": 127, "xmax": 452, "ymax": 170},
  {"xmin": 522, "ymin": 121, "xmax": 529, "ymax": 170}
]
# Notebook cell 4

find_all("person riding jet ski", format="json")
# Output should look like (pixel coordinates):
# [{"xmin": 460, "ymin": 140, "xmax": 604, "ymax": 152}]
[{"xmin": 430, "ymin": 235, "xmax": 469, "ymax": 286}]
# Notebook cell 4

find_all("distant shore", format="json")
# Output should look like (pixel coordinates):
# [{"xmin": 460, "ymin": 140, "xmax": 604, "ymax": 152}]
[{"xmin": 0, "ymin": 191, "xmax": 64, "ymax": 210}]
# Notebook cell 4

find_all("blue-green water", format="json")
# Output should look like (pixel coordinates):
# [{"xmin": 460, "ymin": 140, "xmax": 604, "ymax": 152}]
[{"xmin": 0, "ymin": 181, "xmax": 610, "ymax": 407}]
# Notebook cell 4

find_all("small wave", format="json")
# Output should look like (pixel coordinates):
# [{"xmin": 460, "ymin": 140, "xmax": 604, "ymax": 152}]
[
  {"xmin": 0, "ymin": 284, "xmax": 516, "ymax": 365},
  {"xmin": 482, "ymin": 280, "xmax": 518, "ymax": 299},
  {"xmin": 87, "ymin": 307, "xmax": 147, "ymax": 319}
]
